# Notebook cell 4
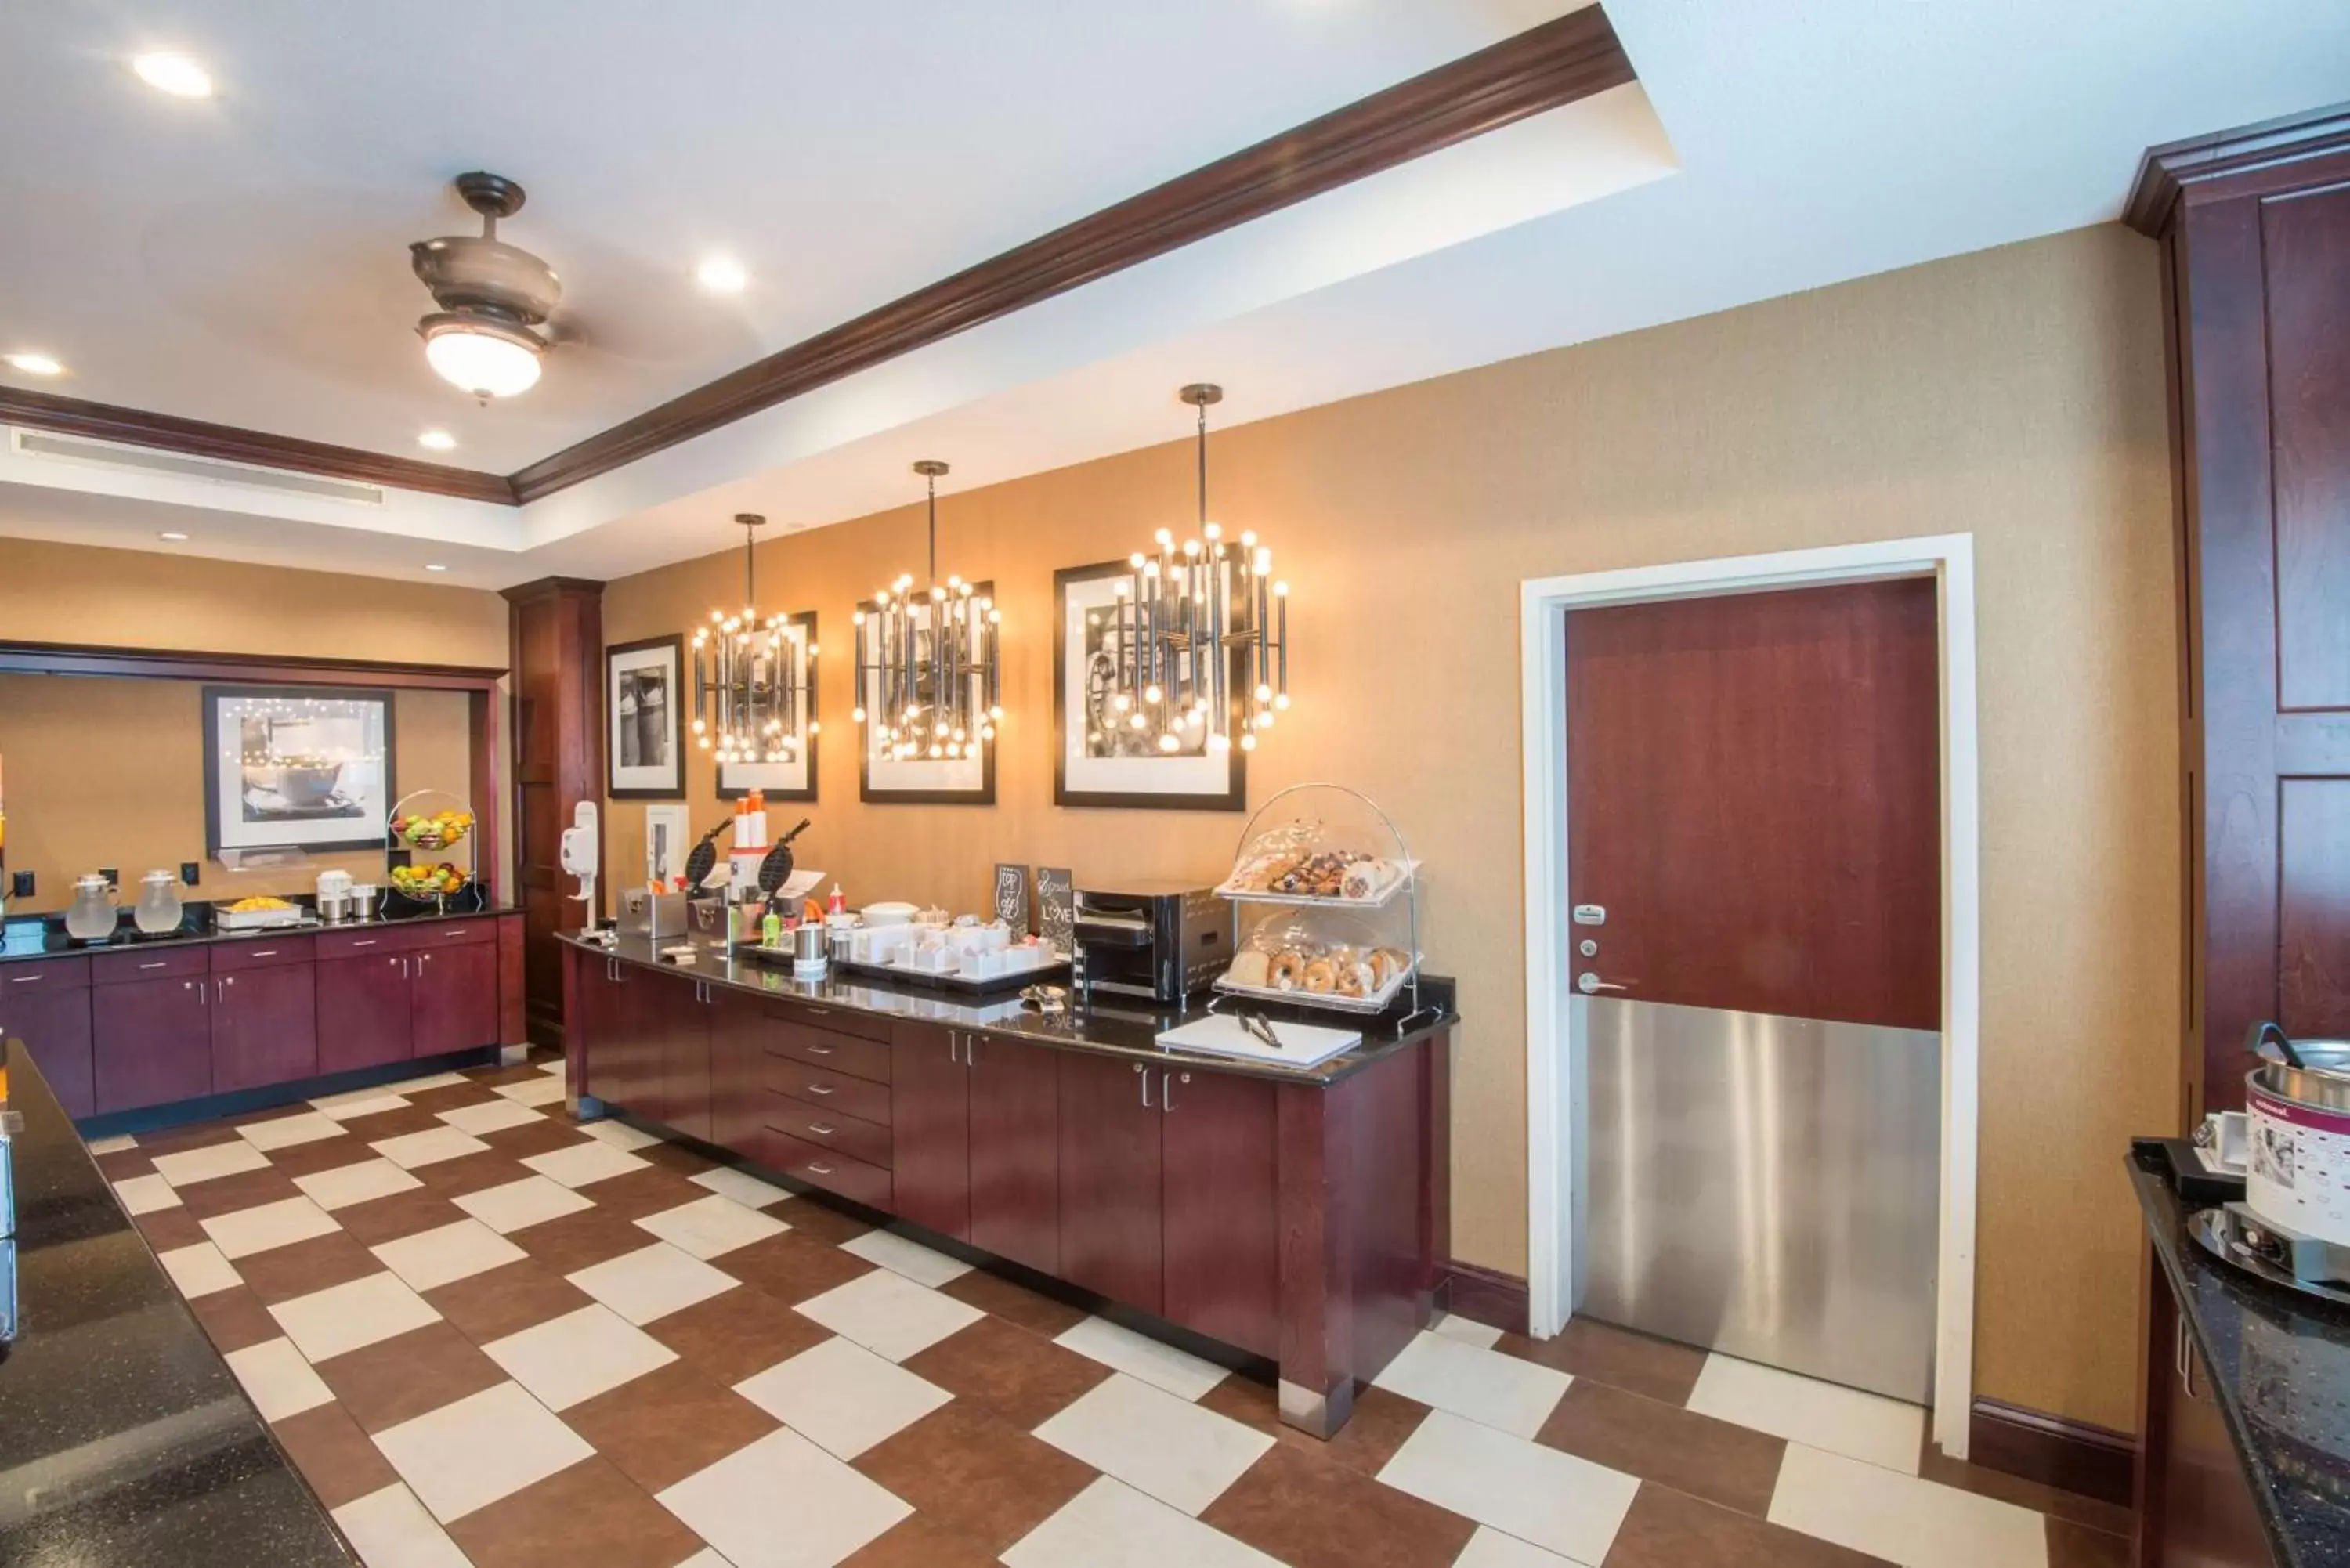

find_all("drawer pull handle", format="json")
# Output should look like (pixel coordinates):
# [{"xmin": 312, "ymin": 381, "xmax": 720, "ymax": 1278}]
[
  {"xmin": 804, "ymin": 1083, "xmax": 834, "ymax": 1097},
  {"xmin": 352, "ymin": 940, "xmax": 378, "ymax": 948},
  {"xmin": 805, "ymin": 1044, "xmax": 833, "ymax": 1055},
  {"xmin": 250, "ymin": 950, "xmax": 277, "ymax": 958},
  {"xmin": 803, "ymin": 1006, "xmax": 830, "ymax": 1016},
  {"xmin": 806, "ymin": 1162, "xmax": 835, "ymax": 1176},
  {"xmin": 8, "ymin": 974, "xmax": 39, "ymax": 984},
  {"xmin": 808, "ymin": 1123, "xmax": 836, "ymax": 1136},
  {"xmin": 139, "ymin": 961, "xmax": 168, "ymax": 970}
]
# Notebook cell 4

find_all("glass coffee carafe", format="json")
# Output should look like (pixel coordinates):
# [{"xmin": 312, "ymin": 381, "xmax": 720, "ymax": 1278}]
[
  {"xmin": 133, "ymin": 871, "xmax": 183, "ymax": 936},
  {"xmin": 63, "ymin": 875, "xmax": 118, "ymax": 942}
]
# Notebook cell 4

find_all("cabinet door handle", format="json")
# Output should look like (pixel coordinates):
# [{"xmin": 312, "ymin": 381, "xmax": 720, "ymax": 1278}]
[
  {"xmin": 139, "ymin": 961, "xmax": 168, "ymax": 970},
  {"xmin": 1138, "ymin": 1063, "xmax": 1152, "ymax": 1107},
  {"xmin": 352, "ymin": 939, "xmax": 378, "ymax": 948},
  {"xmin": 1163, "ymin": 1070, "xmax": 1185, "ymax": 1115},
  {"xmin": 250, "ymin": 950, "xmax": 277, "ymax": 958},
  {"xmin": 7, "ymin": 974, "xmax": 39, "ymax": 983},
  {"xmin": 804, "ymin": 1082, "xmax": 834, "ymax": 1097},
  {"xmin": 945, "ymin": 1031, "xmax": 960, "ymax": 1065},
  {"xmin": 808, "ymin": 1123, "xmax": 836, "ymax": 1136},
  {"xmin": 965, "ymin": 1034, "xmax": 979, "ymax": 1068},
  {"xmin": 804, "ymin": 1042, "xmax": 833, "ymax": 1055}
]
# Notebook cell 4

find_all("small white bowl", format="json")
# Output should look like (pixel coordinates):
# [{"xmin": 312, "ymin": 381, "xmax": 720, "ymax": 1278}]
[{"xmin": 862, "ymin": 902, "xmax": 918, "ymax": 927}]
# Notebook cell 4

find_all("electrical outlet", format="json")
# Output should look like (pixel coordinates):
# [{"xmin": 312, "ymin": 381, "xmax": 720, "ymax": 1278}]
[
  {"xmin": 180, "ymin": 862, "xmax": 201, "ymax": 887},
  {"xmin": 9, "ymin": 871, "xmax": 31, "ymax": 900},
  {"xmin": 99, "ymin": 867, "xmax": 118, "ymax": 890}
]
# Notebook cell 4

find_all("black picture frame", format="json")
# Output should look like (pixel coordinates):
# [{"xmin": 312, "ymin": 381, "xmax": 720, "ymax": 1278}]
[
  {"xmin": 606, "ymin": 634, "xmax": 686, "ymax": 800},
  {"xmin": 716, "ymin": 609, "xmax": 819, "ymax": 802},
  {"xmin": 202, "ymin": 684, "xmax": 398, "ymax": 856},
  {"xmin": 1052, "ymin": 559, "xmax": 1247, "ymax": 811},
  {"xmin": 854, "ymin": 582, "xmax": 998, "ymax": 806}
]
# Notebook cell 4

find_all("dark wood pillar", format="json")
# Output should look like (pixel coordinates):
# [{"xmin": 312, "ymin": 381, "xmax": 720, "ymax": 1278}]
[
  {"xmin": 2127, "ymin": 107, "xmax": 2350, "ymax": 1123},
  {"xmin": 500, "ymin": 577, "xmax": 604, "ymax": 1046}
]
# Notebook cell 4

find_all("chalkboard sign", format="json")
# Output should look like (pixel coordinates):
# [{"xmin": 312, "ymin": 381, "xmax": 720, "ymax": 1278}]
[
  {"xmin": 1036, "ymin": 866, "xmax": 1075, "ymax": 957},
  {"xmin": 993, "ymin": 863, "xmax": 1030, "ymax": 933}
]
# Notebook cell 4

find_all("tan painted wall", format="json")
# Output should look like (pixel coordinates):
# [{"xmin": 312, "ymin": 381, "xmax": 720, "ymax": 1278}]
[
  {"xmin": 0, "ymin": 538, "xmax": 509, "ymax": 909},
  {"xmin": 598, "ymin": 222, "xmax": 2180, "ymax": 1430}
]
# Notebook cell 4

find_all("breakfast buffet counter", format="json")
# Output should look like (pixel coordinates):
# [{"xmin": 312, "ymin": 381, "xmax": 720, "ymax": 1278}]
[{"xmin": 0, "ymin": 901, "xmax": 519, "ymax": 963}]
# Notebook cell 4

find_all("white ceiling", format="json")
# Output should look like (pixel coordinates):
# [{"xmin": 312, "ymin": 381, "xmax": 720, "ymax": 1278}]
[{"xmin": 1, "ymin": 0, "xmax": 2345, "ymax": 590}]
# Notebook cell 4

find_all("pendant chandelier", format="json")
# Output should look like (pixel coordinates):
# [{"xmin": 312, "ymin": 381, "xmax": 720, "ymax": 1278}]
[
  {"xmin": 851, "ymin": 461, "xmax": 1003, "ymax": 761},
  {"xmin": 690, "ymin": 514, "xmax": 814, "ymax": 765},
  {"xmin": 1100, "ymin": 384, "xmax": 1289, "ymax": 754}
]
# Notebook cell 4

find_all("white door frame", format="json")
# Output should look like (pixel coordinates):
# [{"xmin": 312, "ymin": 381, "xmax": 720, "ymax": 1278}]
[{"xmin": 1519, "ymin": 533, "xmax": 1979, "ymax": 1458}]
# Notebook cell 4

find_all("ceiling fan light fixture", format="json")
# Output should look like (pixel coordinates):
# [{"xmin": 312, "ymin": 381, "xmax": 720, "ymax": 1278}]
[
  {"xmin": 410, "ymin": 172, "xmax": 559, "ymax": 401},
  {"xmin": 419, "ymin": 314, "xmax": 545, "ymax": 399}
]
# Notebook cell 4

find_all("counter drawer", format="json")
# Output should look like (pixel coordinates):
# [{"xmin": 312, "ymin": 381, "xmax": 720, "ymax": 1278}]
[
  {"xmin": 92, "ymin": 945, "xmax": 209, "ymax": 985},
  {"xmin": 765, "ymin": 1021, "xmax": 890, "ymax": 1086},
  {"xmin": 316, "ymin": 927, "xmax": 420, "ymax": 960},
  {"xmin": 210, "ymin": 934, "xmax": 316, "ymax": 974},
  {"xmin": 749, "ymin": 1125, "xmax": 892, "ymax": 1211},
  {"xmin": 0, "ymin": 956, "xmax": 89, "ymax": 991},
  {"xmin": 761, "ymin": 1054, "xmax": 891, "ymax": 1125},
  {"xmin": 407, "ymin": 918, "xmax": 497, "ymax": 948},
  {"xmin": 764, "ymin": 996, "xmax": 891, "ymax": 1046},
  {"xmin": 761, "ymin": 1090, "xmax": 891, "ymax": 1169}
]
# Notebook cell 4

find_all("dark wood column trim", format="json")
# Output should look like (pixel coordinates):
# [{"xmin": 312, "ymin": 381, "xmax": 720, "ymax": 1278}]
[
  {"xmin": 502, "ymin": 576, "xmax": 605, "ymax": 1044},
  {"xmin": 2124, "ymin": 101, "xmax": 2350, "ymax": 236}
]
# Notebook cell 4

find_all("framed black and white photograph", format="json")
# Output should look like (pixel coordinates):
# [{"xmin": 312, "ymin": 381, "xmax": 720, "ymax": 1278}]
[
  {"xmin": 607, "ymin": 634, "xmax": 685, "ymax": 800},
  {"xmin": 717, "ymin": 611, "xmax": 817, "ymax": 801},
  {"xmin": 855, "ymin": 586, "xmax": 996, "ymax": 805},
  {"xmin": 1053, "ymin": 559, "xmax": 1246, "ymax": 811},
  {"xmin": 204, "ymin": 685, "xmax": 396, "ymax": 856}
]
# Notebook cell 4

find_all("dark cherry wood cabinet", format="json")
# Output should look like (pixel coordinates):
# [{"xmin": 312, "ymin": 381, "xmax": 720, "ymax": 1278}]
[
  {"xmin": 1058, "ymin": 1054, "xmax": 1166, "ymax": 1310},
  {"xmin": 707, "ymin": 990, "xmax": 769, "ymax": 1153},
  {"xmin": 210, "ymin": 965, "xmax": 319, "ymax": 1094},
  {"xmin": 411, "ymin": 941, "xmax": 497, "ymax": 1058},
  {"xmin": 965, "ymin": 1030, "xmax": 1061, "ymax": 1277},
  {"xmin": 316, "ymin": 954, "xmax": 415, "ymax": 1075},
  {"xmin": 891, "ymin": 1024, "xmax": 972, "ymax": 1241},
  {"xmin": 1161, "ymin": 1068, "xmax": 1280, "ymax": 1360},
  {"xmin": 92, "ymin": 975, "xmax": 212, "ymax": 1113},
  {"xmin": 1, "ymin": 959, "xmax": 96, "ymax": 1118},
  {"xmin": 2137, "ymin": 1256, "xmax": 2273, "ymax": 1566},
  {"xmin": 663, "ymin": 976, "xmax": 714, "ymax": 1142}
]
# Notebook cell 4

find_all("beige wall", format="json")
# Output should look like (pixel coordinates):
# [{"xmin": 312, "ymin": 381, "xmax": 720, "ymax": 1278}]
[
  {"xmin": 0, "ymin": 539, "xmax": 509, "ymax": 908},
  {"xmin": 598, "ymin": 222, "xmax": 2180, "ymax": 1430}
]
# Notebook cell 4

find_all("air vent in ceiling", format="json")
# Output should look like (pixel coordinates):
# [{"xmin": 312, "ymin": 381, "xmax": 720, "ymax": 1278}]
[{"xmin": 9, "ymin": 428, "xmax": 387, "ymax": 507}]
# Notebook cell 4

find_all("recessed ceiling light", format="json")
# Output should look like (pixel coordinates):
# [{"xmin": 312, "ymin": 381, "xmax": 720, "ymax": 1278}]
[
  {"xmin": 158, "ymin": 531, "xmax": 190, "ymax": 542},
  {"xmin": 132, "ymin": 52, "xmax": 213, "ymax": 98},
  {"xmin": 417, "ymin": 429, "xmax": 457, "ymax": 452},
  {"xmin": 425, "ymin": 563, "xmax": 449, "ymax": 573},
  {"xmin": 5, "ymin": 352, "xmax": 64, "ymax": 376},
  {"xmin": 696, "ymin": 255, "xmax": 749, "ymax": 294}
]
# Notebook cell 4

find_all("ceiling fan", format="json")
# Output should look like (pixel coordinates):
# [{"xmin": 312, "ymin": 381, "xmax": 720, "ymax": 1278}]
[{"xmin": 410, "ymin": 171, "xmax": 559, "ymax": 401}]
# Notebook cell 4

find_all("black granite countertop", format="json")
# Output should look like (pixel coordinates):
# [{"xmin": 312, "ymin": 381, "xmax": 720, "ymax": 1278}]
[
  {"xmin": 0, "ymin": 897, "xmax": 516, "ymax": 964},
  {"xmin": 566, "ymin": 927, "xmax": 1457, "ymax": 1086},
  {"xmin": 0, "ymin": 1039, "xmax": 354, "ymax": 1565},
  {"xmin": 2132, "ymin": 1147, "xmax": 2350, "ymax": 1568}
]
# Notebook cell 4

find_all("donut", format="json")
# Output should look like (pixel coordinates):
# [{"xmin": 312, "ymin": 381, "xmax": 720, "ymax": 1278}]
[
  {"xmin": 1270, "ymin": 949, "xmax": 1307, "ymax": 990},
  {"xmin": 1301, "ymin": 958, "xmax": 1339, "ymax": 993}
]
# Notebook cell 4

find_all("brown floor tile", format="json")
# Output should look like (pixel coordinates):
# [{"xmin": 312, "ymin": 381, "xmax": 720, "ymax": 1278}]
[
  {"xmin": 1198, "ymin": 1378, "xmax": 1434, "ymax": 1477},
  {"xmin": 190, "ymin": 1286, "xmax": 284, "ymax": 1354},
  {"xmin": 1603, "ymin": 1483, "xmax": 1895, "ymax": 1567},
  {"xmin": 465, "ymin": 1061, "xmax": 550, "ymax": 1086},
  {"xmin": 134, "ymin": 1204, "xmax": 209, "ymax": 1254},
  {"xmin": 638, "ymin": 1139, "xmax": 720, "ymax": 1177},
  {"xmin": 313, "ymin": 1320, "xmax": 507, "ymax": 1432},
  {"xmin": 645, "ymin": 1281, "xmax": 830, "ymax": 1386},
  {"xmin": 338, "ymin": 1104, "xmax": 448, "ymax": 1143},
  {"xmin": 332, "ymin": 1187, "xmax": 468, "ymax": 1247},
  {"xmin": 238, "ymin": 1231, "xmax": 384, "ymax": 1305},
  {"xmin": 840, "ymin": 1514, "xmax": 1005, "ymax": 1568},
  {"xmin": 1202, "ymin": 1440, "xmax": 1476, "ymax": 1568},
  {"xmin": 174, "ymin": 1164, "xmax": 305, "ymax": 1220},
  {"xmin": 399, "ymin": 1081, "xmax": 502, "ymax": 1113},
  {"xmin": 136, "ymin": 1121, "xmax": 248, "ymax": 1157},
  {"xmin": 1496, "ymin": 1317, "xmax": 1708, "ymax": 1407},
  {"xmin": 902, "ymin": 1315, "xmax": 1112, "ymax": 1431},
  {"xmin": 719, "ymin": 1228, "xmax": 877, "ymax": 1306},
  {"xmin": 562, "ymin": 1360, "xmax": 780, "ymax": 1494},
  {"xmin": 481, "ymin": 1117, "xmax": 589, "ymax": 1159},
  {"xmin": 773, "ymin": 1194, "xmax": 873, "ymax": 1245},
  {"xmin": 1916, "ymin": 1440, "xmax": 2136, "ymax": 1537},
  {"xmin": 854, "ymin": 1402, "xmax": 1097, "ymax": 1555},
  {"xmin": 2046, "ymin": 1516, "xmax": 2131, "ymax": 1568},
  {"xmin": 94, "ymin": 1145, "xmax": 157, "ymax": 1181},
  {"xmin": 414, "ymin": 1148, "xmax": 536, "ymax": 1198},
  {"xmin": 508, "ymin": 1206, "xmax": 656, "ymax": 1275},
  {"xmin": 1538, "ymin": 1379, "xmax": 1786, "ymax": 1517},
  {"xmin": 573, "ymin": 1165, "xmax": 709, "ymax": 1222},
  {"xmin": 939, "ymin": 1267, "xmax": 1089, "ymax": 1338},
  {"xmin": 425, "ymin": 1259, "xmax": 596, "ymax": 1346},
  {"xmin": 446, "ymin": 1454, "xmax": 703, "ymax": 1568},
  {"xmin": 269, "ymin": 1403, "xmax": 400, "ymax": 1511},
  {"xmin": 263, "ymin": 1134, "xmax": 384, "ymax": 1180}
]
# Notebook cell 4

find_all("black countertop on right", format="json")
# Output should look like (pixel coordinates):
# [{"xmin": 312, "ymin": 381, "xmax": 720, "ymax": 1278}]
[{"xmin": 2132, "ymin": 1146, "xmax": 2350, "ymax": 1568}]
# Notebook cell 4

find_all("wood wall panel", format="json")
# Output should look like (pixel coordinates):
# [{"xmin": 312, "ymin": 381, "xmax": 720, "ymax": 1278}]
[
  {"xmin": 2280, "ymin": 778, "xmax": 2350, "ymax": 1039},
  {"xmin": 501, "ymin": 579, "xmax": 604, "ymax": 1044},
  {"xmin": 2265, "ymin": 187, "xmax": 2350, "ymax": 713}
]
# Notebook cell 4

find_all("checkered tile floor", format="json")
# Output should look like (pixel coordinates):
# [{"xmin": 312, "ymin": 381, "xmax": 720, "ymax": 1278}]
[{"xmin": 93, "ymin": 1053, "xmax": 2131, "ymax": 1568}]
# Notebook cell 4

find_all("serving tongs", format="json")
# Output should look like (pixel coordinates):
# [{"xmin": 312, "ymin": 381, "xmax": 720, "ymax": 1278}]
[{"xmin": 1236, "ymin": 1012, "xmax": 1285, "ymax": 1052}]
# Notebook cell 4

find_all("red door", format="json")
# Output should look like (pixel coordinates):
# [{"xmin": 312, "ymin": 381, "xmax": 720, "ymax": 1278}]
[
  {"xmin": 1161, "ymin": 1068, "xmax": 1278, "ymax": 1358},
  {"xmin": 212, "ymin": 965, "xmax": 320, "ymax": 1093},
  {"xmin": 93, "ymin": 976, "xmax": 212, "ymax": 1112},
  {"xmin": 2, "ymin": 968, "xmax": 95, "ymax": 1118},
  {"xmin": 1058, "ymin": 1054, "xmax": 1164, "ymax": 1311},
  {"xmin": 891, "ymin": 1024, "xmax": 971, "ymax": 1241},
  {"xmin": 966, "ymin": 1032, "xmax": 1059, "ymax": 1275},
  {"xmin": 317, "ymin": 954, "xmax": 414, "ymax": 1074}
]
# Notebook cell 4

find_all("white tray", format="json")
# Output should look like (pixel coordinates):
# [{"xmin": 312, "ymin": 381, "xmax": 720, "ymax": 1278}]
[
  {"xmin": 1214, "ymin": 858, "xmax": 1418, "ymax": 910},
  {"xmin": 1211, "ymin": 960, "xmax": 1415, "ymax": 1015},
  {"xmin": 216, "ymin": 907, "xmax": 306, "ymax": 931},
  {"xmin": 1156, "ymin": 1014, "xmax": 1361, "ymax": 1069}
]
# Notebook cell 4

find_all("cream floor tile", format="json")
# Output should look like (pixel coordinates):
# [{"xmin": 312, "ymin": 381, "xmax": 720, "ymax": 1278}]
[
  {"xmin": 524, "ymin": 1138, "xmax": 651, "ymax": 1187},
  {"xmin": 691, "ymin": 1165, "xmax": 794, "ymax": 1209},
  {"xmin": 113, "ymin": 1172, "xmax": 181, "ymax": 1216},
  {"xmin": 839, "ymin": 1227, "xmax": 971, "ymax": 1287},
  {"xmin": 1430, "ymin": 1312, "xmax": 1507, "ymax": 1350},
  {"xmin": 312, "ymin": 1089, "xmax": 411, "ymax": 1121},
  {"xmin": 371, "ymin": 1217, "xmax": 529, "ymax": 1293},
  {"xmin": 1003, "ymin": 1476, "xmax": 1282, "ymax": 1568},
  {"xmin": 331, "ymin": 1483, "xmax": 474, "ymax": 1568},
  {"xmin": 494, "ymin": 1075, "xmax": 568, "ymax": 1107},
  {"xmin": 157, "ymin": 1241, "xmax": 241, "ymax": 1299},
  {"xmin": 237, "ymin": 1110, "xmax": 348, "ymax": 1151},
  {"xmin": 374, "ymin": 1380, "xmax": 594, "ymax": 1524},
  {"xmin": 86, "ymin": 1133, "xmax": 139, "ymax": 1155},
  {"xmin": 1768, "ymin": 1442, "xmax": 2049, "ymax": 1568},
  {"xmin": 656, "ymin": 1425, "xmax": 912, "ymax": 1568},
  {"xmin": 536, "ymin": 1057, "xmax": 566, "ymax": 1076},
  {"xmin": 795, "ymin": 1265, "xmax": 982, "ymax": 1363},
  {"xmin": 371, "ymin": 1126, "xmax": 493, "ymax": 1171},
  {"xmin": 151, "ymin": 1139, "xmax": 271, "ymax": 1187},
  {"xmin": 1055, "ymin": 1316, "xmax": 1228, "ymax": 1401},
  {"xmin": 454, "ymin": 1173, "xmax": 594, "ymax": 1234},
  {"xmin": 436, "ymin": 1097, "xmax": 544, "ymax": 1136},
  {"xmin": 1687, "ymin": 1353, "xmax": 1925, "ymax": 1474},
  {"xmin": 1034, "ymin": 1373, "xmax": 1273, "ymax": 1516},
  {"xmin": 1373, "ymin": 1331, "xmax": 1570, "ymax": 1439},
  {"xmin": 734, "ymin": 1335, "xmax": 951, "ymax": 1461},
  {"xmin": 483, "ymin": 1301, "xmax": 679, "ymax": 1411},
  {"xmin": 567, "ymin": 1241, "xmax": 739, "ymax": 1324},
  {"xmin": 295, "ymin": 1157, "xmax": 424, "ymax": 1212},
  {"xmin": 223, "ymin": 1335, "xmax": 334, "ymax": 1422},
  {"xmin": 269, "ymin": 1271, "xmax": 441, "ymax": 1362},
  {"xmin": 1378, "ymin": 1410, "xmax": 1638, "ymax": 1566},
  {"xmin": 1450, "ymin": 1527, "xmax": 1590, "ymax": 1567},
  {"xmin": 200, "ymin": 1195, "xmax": 342, "ymax": 1260},
  {"xmin": 580, "ymin": 1118, "xmax": 663, "ymax": 1152},
  {"xmin": 636, "ymin": 1192, "xmax": 790, "ymax": 1259}
]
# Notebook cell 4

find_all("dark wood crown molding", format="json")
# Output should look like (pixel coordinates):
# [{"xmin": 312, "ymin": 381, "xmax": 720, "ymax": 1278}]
[
  {"xmin": 0, "ymin": 386, "xmax": 516, "ymax": 505},
  {"xmin": 2124, "ymin": 99, "xmax": 2350, "ymax": 237},
  {"xmin": 498, "ymin": 576, "xmax": 607, "ymax": 603}
]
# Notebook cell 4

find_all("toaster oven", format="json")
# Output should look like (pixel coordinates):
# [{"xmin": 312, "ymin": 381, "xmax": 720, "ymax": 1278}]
[{"xmin": 1070, "ymin": 881, "xmax": 1230, "ymax": 1006}]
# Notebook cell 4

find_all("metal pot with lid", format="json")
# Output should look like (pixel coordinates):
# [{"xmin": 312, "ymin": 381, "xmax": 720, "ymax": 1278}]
[{"xmin": 2245, "ymin": 1021, "xmax": 2350, "ymax": 1248}]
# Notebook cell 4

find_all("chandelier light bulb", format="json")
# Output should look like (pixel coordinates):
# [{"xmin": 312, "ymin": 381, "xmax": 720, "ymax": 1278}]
[{"xmin": 1240, "ymin": 732, "xmax": 1258, "ymax": 751}]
